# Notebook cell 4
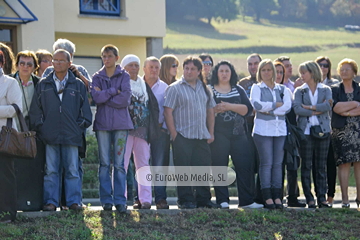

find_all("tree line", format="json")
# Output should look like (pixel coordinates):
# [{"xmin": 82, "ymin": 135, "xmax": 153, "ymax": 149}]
[{"xmin": 166, "ymin": 0, "xmax": 360, "ymax": 26}]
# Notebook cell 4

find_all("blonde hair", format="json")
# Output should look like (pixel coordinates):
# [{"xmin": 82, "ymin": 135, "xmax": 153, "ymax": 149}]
[
  {"xmin": 298, "ymin": 61, "xmax": 322, "ymax": 83},
  {"xmin": 337, "ymin": 58, "xmax": 358, "ymax": 75},
  {"xmin": 159, "ymin": 54, "xmax": 179, "ymax": 85},
  {"xmin": 256, "ymin": 59, "xmax": 276, "ymax": 83}
]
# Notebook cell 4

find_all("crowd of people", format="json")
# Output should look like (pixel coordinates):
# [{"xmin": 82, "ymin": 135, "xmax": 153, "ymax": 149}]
[{"xmin": 1, "ymin": 39, "xmax": 360, "ymax": 223}]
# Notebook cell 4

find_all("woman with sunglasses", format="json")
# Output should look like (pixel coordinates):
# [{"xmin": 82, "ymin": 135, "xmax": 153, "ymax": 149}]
[
  {"xmin": 159, "ymin": 54, "xmax": 179, "ymax": 85},
  {"xmin": 314, "ymin": 56, "xmax": 339, "ymax": 207},
  {"xmin": 293, "ymin": 61, "xmax": 332, "ymax": 208},
  {"xmin": 199, "ymin": 53, "xmax": 214, "ymax": 84},
  {"xmin": 35, "ymin": 49, "xmax": 53, "ymax": 78},
  {"xmin": 10, "ymin": 51, "xmax": 40, "ymax": 128}
]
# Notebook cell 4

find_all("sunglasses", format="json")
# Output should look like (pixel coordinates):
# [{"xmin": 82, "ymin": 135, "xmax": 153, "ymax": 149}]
[
  {"xmin": 202, "ymin": 60, "xmax": 212, "ymax": 66},
  {"xmin": 19, "ymin": 61, "xmax": 34, "ymax": 68},
  {"xmin": 319, "ymin": 63, "xmax": 329, "ymax": 68},
  {"xmin": 171, "ymin": 64, "xmax": 178, "ymax": 68}
]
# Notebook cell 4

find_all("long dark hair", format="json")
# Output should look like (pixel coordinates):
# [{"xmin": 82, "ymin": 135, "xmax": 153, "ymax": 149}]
[
  {"xmin": 315, "ymin": 56, "xmax": 332, "ymax": 80},
  {"xmin": 210, "ymin": 60, "xmax": 238, "ymax": 87},
  {"xmin": 183, "ymin": 56, "xmax": 211, "ymax": 104}
]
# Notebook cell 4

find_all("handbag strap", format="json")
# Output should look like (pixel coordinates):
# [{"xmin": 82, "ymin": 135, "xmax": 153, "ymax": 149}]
[{"xmin": 6, "ymin": 104, "xmax": 30, "ymax": 132}]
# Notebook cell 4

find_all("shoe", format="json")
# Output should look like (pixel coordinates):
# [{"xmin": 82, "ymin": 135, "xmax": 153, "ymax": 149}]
[
  {"xmin": 43, "ymin": 203, "xmax": 56, "ymax": 211},
  {"xmin": 197, "ymin": 201, "xmax": 221, "ymax": 209},
  {"xmin": 241, "ymin": 202, "xmax": 264, "ymax": 209},
  {"xmin": 133, "ymin": 200, "xmax": 141, "ymax": 209},
  {"xmin": 342, "ymin": 203, "xmax": 350, "ymax": 208},
  {"xmin": 220, "ymin": 202, "xmax": 229, "ymax": 209},
  {"xmin": 356, "ymin": 198, "xmax": 360, "ymax": 208},
  {"xmin": 69, "ymin": 204, "xmax": 83, "ymax": 211},
  {"xmin": 327, "ymin": 197, "xmax": 334, "ymax": 207},
  {"xmin": 115, "ymin": 204, "xmax": 127, "ymax": 213},
  {"xmin": 318, "ymin": 202, "xmax": 331, "ymax": 208},
  {"xmin": 308, "ymin": 204, "xmax": 316, "ymax": 208},
  {"xmin": 264, "ymin": 203, "xmax": 276, "ymax": 209},
  {"xmin": 60, "ymin": 205, "xmax": 69, "ymax": 211},
  {"xmin": 156, "ymin": 199, "xmax": 169, "ymax": 209},
  {"xmin": 103, "ymin": 203, "xmax": 113, "ymax": 211},
  {"xmin": 178, "ymin": 202, "xmax": 197, "ymax": 209},
  {"xmin": 275, "ymin": 203, "xmax": 284, "ymax": 209},
  {"xmin": 141, "ymin": 202, "xmax": 151, "ymax": 209},
  {"xmin": 287, "ymin": 200, "xmax": 306, "ymax": 208}
]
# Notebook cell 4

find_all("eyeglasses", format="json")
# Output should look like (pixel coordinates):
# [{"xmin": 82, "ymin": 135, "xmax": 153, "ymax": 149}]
[
  {"xmin": 340, "ymin": 68, "xmax": 352, "ymax": 72},
  {"xmin": 276, "ymin": 70, "xmax": 284, "ymax": 75},
  {"xmin": 19, "ymin": 61, "xmax": 34, "ymax": 68},
  {"xmin": 52, "ymin": 59, "xmax": 68, "ymax": 64},
  {"xmin": 202, "ymin": 60, "xmax": 212, "ymax": 66},
  {"xmin": 41, "ymin": 60, "xmax": 52, "ymax": 64},
  {"xmin": 171, "ymin": 64, "xmax": 178, "ymax": 68},
  {"xmin": 319, "ymin": 63, "xmax": 329, "ymax": 68}
]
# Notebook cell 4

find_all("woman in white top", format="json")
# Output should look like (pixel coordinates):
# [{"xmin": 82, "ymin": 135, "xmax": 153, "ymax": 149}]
[
  {"xmin": 293, "ymin": 61, "xmax": 332, "ymax": 208},
  {"xmin": 0, "ymin": 50, "xmax": 23, "ymax": 223},
  {"xmin": 250, "ymin": 59, "xmax": 292, "ymax": 209}
]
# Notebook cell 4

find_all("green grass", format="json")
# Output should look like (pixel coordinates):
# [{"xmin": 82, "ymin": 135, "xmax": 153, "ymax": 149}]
[
  {"xmin": 2, "ymin": 208, "xmax": 360, "ymax": 239},
  {"xmin": 164, "ymin": 16, "xmax": 360, "ymax": 76}
]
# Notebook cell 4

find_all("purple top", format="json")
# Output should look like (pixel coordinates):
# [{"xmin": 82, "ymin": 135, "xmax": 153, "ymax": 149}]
[
  {"xmin": 144, "ymin": 77, "xmax": 168, "ymax": 128},
  {"xmin": 91, "ymin": 65, "xmax": 133, "ymax": 131},
  {"xmin": 283, "ymin": 79, "xmax": 295, "ymax": 93}
]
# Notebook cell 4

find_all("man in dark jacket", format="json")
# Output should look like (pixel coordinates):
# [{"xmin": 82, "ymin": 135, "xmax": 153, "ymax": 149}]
[{"xmin": 30, "ymin": 49, "xmax": 92, "ymax": 211}]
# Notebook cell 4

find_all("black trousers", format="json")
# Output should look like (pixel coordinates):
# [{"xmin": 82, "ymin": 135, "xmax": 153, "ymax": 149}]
[
  {"xmin": 0, "ymin": 155, "xmax": 17, "ymax": 221},
  {"xmin": 172, "ymin": 134, "xmax": 212, "ymax": 204},
  {"xmin": 211, "ymin": 132, "xmax": 255, "ymax": 206}
]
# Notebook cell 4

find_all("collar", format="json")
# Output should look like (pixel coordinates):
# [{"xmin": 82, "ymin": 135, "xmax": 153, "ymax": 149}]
[
  {"xmin": 259, "ymin": 81, "xmax": 281, "ymax": 90},
  {"xmin": 302, "ymin": 82, "xmax": 323, "ymax": 90},
  {"xmin": 53, "ymin": 71, "xmax": 69, "ymax": 83},
  {"xmin": 15, "ymin": 72, "xmax": 33, "ymax": 87}
]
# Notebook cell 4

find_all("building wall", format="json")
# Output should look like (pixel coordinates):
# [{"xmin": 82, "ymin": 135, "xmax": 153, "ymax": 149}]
[{"xmin": 54, "ymin": 0, "xmax": 166, "ymax": 38}]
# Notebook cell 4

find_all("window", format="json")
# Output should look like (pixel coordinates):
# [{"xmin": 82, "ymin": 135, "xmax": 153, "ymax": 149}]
[{"xmin": 80, "ymin": 0, "xmax": 121, "ymax": 16}]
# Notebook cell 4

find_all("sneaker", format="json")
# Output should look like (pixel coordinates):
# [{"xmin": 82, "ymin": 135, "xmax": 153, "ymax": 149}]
[
  {"xmin": 141, "ymin": 202, "xmax": 152, "ymax": 209},
  {"xmin": 115, "ymin": 204, "xmax": 127, "ymax": 213},
  {"xmin": 103, "ymin": 203, "xmax": 113, "ymax": 211},
  {"xmin": 197, "ymin": 201, "xmax": 221, "ymax": 209},
  {"xmin": 240, "ymin": 202, "xmax": 264, "ymax": 209},
  {"xmin": 178, "ymin": 202, "xmax": 197, "ymax": 209},
  {"xmin": 220, "ymin": 202, "xmax": 229, "ymax": 209},
  {"xmin": 156, "ymin": 199, "xmax": 169, "ymax": 209}
]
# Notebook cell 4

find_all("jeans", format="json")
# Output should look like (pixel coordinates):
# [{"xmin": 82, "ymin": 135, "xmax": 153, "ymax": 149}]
[
  {"xmin": 43, "ymin": 144, "xmax": 80, "ymax": 207},
  {"xmin": 96, "ymin": 130, "xmax": 128, "ymax": 206},
  {"xmin": 253, "ymin": 134, "xmax": 286, "ymax": 190},
  {"xmin": 150, "ymin": 130, "xmax": 170, "ymax": 204}
]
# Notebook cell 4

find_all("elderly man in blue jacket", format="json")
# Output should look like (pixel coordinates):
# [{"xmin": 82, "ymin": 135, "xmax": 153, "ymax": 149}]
[{"xmin": 30, "ymin": 49, "xmax": 92, "ymax": 211}]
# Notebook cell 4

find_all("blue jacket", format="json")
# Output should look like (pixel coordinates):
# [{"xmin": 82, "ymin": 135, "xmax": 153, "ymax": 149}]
[
  {"xmin": 91, "ymin": 65, "xmax": 133, "ymax": 131},
  {"xmin": 29, "ymin": 70, "xmax": 92, "ymax": 146}
]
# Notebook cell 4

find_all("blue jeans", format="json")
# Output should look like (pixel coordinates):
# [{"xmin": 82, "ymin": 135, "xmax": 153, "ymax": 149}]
[
  {"xmin": 150, "ymin": 130, "xmax": 170, "ymax": 203},
  {"xmin": 44, "ymin": 144, "xmax": 80, "ymax": 207},
  {"xmin": 96, "ymin": 130, "xmax": 128, "ymax": 205}
]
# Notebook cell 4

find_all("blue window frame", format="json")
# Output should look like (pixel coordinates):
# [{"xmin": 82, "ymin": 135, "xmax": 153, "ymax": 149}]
[{"xmin": 80, "ymin": 0, "xmax": 121, "ymax": 16}]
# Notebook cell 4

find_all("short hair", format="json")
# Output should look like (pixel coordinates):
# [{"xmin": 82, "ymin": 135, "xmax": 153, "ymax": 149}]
[
  {"xmin": 36, "ymin": 49, "xmax": 53, "ymax": 65},
  {"xmin": 337, "ymin": 58, "xmax": 358, "ymax": 76},
  {"xmin": 53, "ymin": 49, "xmax": 71, "ymax": 62},
  {"xmin": 0, "ymin": 42, "xmax": 15, "ymax": 74},
  {"xmin": 53, "ymin": 39, "xmax": 76, "ymax": 57},
  {"xmin": 275, "ymin": 56, "xmax": 291, "ymax": 63},
  {"xmin": 199, "ymin": 53, "xmax": 213, "ymax": 66},
  {"xmin": 274, "ymin": 61, "xmax": 285, "ymax": 84},
  {"xmin": 15, "ymin": 50, "xmax": 39, "ymax": 71},
  {"xmin": 159, "ymin": 54, "xmax": 179, "ymax": 85},
  {"xmin": 143, "ymin": 56, "xmax": 161, "ymax": 68},
  {"xmin": 210, "ymin": 60, "xmax": 238, "ymax": 87},
  {"xmin": 315, "ymin": 56, "xmax": 332, "ymax": 79},
  {"xmin": 247, "ymin": 53, "xmax": 262, "ymax": 62},
  {"xmin": 298, "ymin": 61, "xmax": 322, "ymax": 83},
  {"xmin": 101, "ymin": 44, "xmax": 119, "ymax": 57},
  {"xmin": 257, "ymin": 59, "xmax": 276, "ymax": 83}
]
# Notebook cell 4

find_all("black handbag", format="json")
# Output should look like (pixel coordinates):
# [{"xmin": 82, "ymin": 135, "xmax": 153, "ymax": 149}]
[{"xmin": 310, "ymin": 125, "xmax": 329, "ymax": 139}]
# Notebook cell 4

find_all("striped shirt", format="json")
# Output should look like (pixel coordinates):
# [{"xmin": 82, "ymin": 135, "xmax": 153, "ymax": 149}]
[{"xmin": 164, "ymin": 77, "xmax": 216, "ymax": 139}]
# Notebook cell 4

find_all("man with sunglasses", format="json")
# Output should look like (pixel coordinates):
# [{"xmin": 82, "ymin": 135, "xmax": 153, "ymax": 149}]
[{"xmin": 30, "ymin": 49, "xmax": 92, "ymax": 212}]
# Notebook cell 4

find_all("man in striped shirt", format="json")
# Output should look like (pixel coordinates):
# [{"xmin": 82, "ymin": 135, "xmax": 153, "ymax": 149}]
[{"xmin": 164, "ymin": 56, "xmax": 220, "ymax": 209}]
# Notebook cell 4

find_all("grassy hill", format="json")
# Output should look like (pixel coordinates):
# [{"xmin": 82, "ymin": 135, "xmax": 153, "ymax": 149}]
[{"xmin": 164, "ymin": 17, "xmax": 360, "ymax": 77}]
